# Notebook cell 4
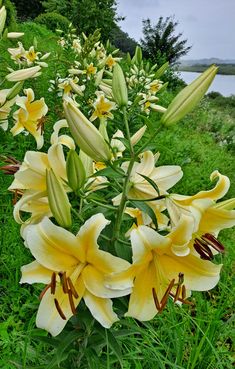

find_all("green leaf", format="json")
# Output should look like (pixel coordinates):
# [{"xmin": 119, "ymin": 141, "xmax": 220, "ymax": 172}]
[
  {"xmin": 97, "ymin": 328, "xmax": 123, "ymax": 367},
  {"xmin": 137, "ymin": 114, "xmax": 154, "ymax": 129},
  {"xmin": 91, "ymin": 166, "xmax": 125, "ymax": 179},
  {"xmin": 137, "ymin": 173, "xmax": 160, "ymax": 196},
  {"xmin": 130, "ymin": 200, "xmax": 158, "ymax": 230}
]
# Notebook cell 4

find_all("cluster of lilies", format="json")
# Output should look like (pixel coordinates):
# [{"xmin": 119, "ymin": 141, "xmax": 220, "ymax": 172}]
[{"xmin": 1, "ymin": 5, "xmax": 234, "ymax": 338}]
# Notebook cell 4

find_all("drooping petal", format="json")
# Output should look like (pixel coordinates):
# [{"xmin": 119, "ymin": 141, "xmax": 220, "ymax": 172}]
[
  {"xmin": 24, "ymin": 217, "xmax": 84, "ymax": 270},
  {"xmin": 20, "ymin": 260, "xmax": 52, "ymax": 284},
  {"xmin": 160, "ymin": 253, "xmax": 222, "ymax": 291},
  {"xmin": 150, "ymin": 165, "xmax": 183, "ymax": 191},
  {"xmin": 36, "ymin": 278, "xmax": 84, "ymax": 336},
  {"xmin": 199, "ymin": 206, "xmax": 235, "ymax": 235},
  {"xmin": 83, "ymin": 291, "xmax": 119, "ymax": 328}
]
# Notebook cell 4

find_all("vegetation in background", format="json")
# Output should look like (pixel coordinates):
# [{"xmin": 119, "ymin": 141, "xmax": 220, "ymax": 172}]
[
  {"xmin": 141, "ymin": 17, "xmax": 191, "ymax": 65},
  {"xmin": 178, "ymin": 63, "xmax": 235, "ymax": 75},
  {"xmin": 110, "ymin": 25, "xmax": 138, "ymax": 56},
  {"xmin": 42, "ymin": 0, "xmax": 122, "ymax": 41},
  {"xmin": 35, "ymin": 11, "xmax": 71, "ymax": 33},
  {"xmin": 11, "ymin": 0, "xmax": 43, "ymax": 20}
]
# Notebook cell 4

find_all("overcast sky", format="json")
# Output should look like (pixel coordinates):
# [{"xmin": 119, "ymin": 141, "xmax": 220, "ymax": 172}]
[{"xmin": 116, "ymin": 0, "xmax": 235, "ymax": 60}]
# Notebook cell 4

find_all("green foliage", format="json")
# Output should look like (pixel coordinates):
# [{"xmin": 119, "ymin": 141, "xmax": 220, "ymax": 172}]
[
  {"xmin": 141, "ymin": 17, "xmax": 191, "ymax": 65},
  {"xmin": 3, "ymin": 0, "xmax": 17, "ymax": 30},
  {"xmin": 110, "ymin": 25, "xmax": 138, "ymax": 56},
  {"xmin": 35, "ymin": 11, "xmax": 70, "ymax": 33},
  {"xmin": 11, "ymin": 0, "xmax": 43, "ymax": 20},
  {"xmin": 42, "ymin": 0, "xmax": 120, "ymax": 41}
]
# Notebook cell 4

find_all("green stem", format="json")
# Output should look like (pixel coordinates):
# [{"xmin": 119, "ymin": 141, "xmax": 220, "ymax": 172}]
[
  {"xmin": 89, "ymin": 199, "xmax": 116, "ymax": 210},
  {"xmin": 112, "ymin": 107, "xmax": 135, "ymax": 248}
]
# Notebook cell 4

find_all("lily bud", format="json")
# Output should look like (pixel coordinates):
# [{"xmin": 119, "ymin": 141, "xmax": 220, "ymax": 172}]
[
  {"xmin": 6, "ymin": 81, "xmax": 24, "ymax": 100},
  {"xmin": 161, "ymin": 65, "xmax": 218, "ymax": 126},
  {"xmin": 66, "ymin": 150, "xmax": 86, "ymax": 192},
  {"xmin": 132, "ymin": 46, "xmax": 142, "ymax": 65},
  {"xmin": 46, "ymin": 169, "xmax": 72, "ymax": 228},
  {"xmin": 130, "ymin": 125, "xmax": 147, "ymax": 146},
  {"xmin": 0, "ymin": 5, "xmax": 6, "ymax": 35},
  {"xmin": 7, "ymin": 32, "xmax": 24, "ymax": 39},
  {"xmin": 63, "ymin": 98, "xmax": 112, "ymax": 162},
  {"xmin": 154, "ymin": 62, "xmax": 169, "ymax": 79},
  {"xmin": 6, "ymin": 66, "xmax": 41, "ymax": 82},
  {"xmin": 112, "ymin": 64, "xmax": 128, "ymax": 107}
]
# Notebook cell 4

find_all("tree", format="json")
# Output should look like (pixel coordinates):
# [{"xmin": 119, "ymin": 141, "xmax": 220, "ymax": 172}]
[
  {"xmin": 141, "ymin": 17, "xmax": 191, "ymax": 65},
  {"xmin": 42, "ymin": 0, "xmax": 121, "ymax": 41},
  {"xmin": 11, "ymin": 0, "xmax": 44, "ymax": 20},
  {"xmin": 110, "ymin": 25, "xmax": 138, "ymax": 56}
]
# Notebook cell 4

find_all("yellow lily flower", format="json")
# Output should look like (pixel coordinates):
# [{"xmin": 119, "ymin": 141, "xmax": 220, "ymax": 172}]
[
  {"xmin": 113, "ymin": 151, "xmax": 183, "ymax": 205},
  {"xmin": 166, "ymin": 171, "xmax": 235, "ymax": 258},
  {"xmin": 107, "ymin": 214, "xmax": 221, "ymax": 322},
  {"xmin": 9, "ymin": 140, "xmax": 68, "ymax": 224},
  {"xmin": 11, "ymin": 88, "xmax": 48, "ymax": 149},
  {"xmin": 20, "ymin": 214, "xmax": 132, "ymax": 336},
  {"xmin": 90, "ymin": 93, "xmax": 116, "ymax": 122}
]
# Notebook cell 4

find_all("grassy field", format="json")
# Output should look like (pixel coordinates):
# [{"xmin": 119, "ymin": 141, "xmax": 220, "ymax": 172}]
[
  {"xmin": 178, "ymin": 64, "xmax": 235, "ymax": 75},
  {"xmin": 0, "ymin": 23, "xmax": 235, "ymax": 369}
]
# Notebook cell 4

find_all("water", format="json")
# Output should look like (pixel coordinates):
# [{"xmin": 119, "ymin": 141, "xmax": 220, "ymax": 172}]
[{"xmin": 179, "ymin": 71, "xmax": 235, "ymax": 97}]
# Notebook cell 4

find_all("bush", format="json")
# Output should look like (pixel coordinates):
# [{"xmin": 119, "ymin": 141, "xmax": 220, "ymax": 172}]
[
  {"xmin": 3, "ymin": 0, "xmax": 17, "ymax": 30},
  {"xmin": 11, "ymin": 0, "xmax": 43, "ymax": 20},
  {"xmin": 35, "ymin": 12, "xmax": 70, "ymax": 33}
]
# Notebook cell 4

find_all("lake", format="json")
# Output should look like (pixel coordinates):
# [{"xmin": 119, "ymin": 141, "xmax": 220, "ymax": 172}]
[{"xmin": 179, "ymin": 71, "xmax": 235, "ymax": 97}]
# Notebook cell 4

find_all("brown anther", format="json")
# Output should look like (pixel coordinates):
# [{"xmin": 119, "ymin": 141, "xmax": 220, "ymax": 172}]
[
  {"xmin": 36, "ymin": 116, "xmax": 46, "ymax": 133},
  {"xmin": 68, "ymin": 290, "xmax": 77, "ymax": 315},
  {"xmin": 182, "ymin": 285, "xmax": 186, "ymax": 300},
  {"xmin": 67, "ymin": 277, "xmax": 79, "ymax": 298},
  {"xmin": 201, "ymin": 233, "xmax": 225, "ymax": 253},
  {"xmin": 152, "ymin": 288, "xmax": 161, "ymax": 311},
  {"xmin": 58, "ymin": 271, "xmax": 69, "ymax": 294},
  {"xmin": 50, "ymin": 272, "xmax": 56, "ymax": 294},
  {"xmin": 178, "ymin": 273, "xmax": 184, "ymax": 285},
  {"xmin": 39, "ymin": 283, "xmax": 51, "ymax": 300},
  {"xmin": 160, "ymin": 279, "xmax": 175, "ymax": 309},
  {"xmin": 54, "ymin": 298, "xmax": 66, "ymax": 320},
  {"xmin": 174, "ymin": 284, "xmax": 182, "ymax": 303},
  {"xmin": 193, "ymin": 238, "xmax": 214, "ymax": 260}
]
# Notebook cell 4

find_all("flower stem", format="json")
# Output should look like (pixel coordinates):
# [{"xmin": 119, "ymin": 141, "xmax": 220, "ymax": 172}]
[{"xmin": 112, "ymin": 107, "xmax": 135, "ymax": 249}]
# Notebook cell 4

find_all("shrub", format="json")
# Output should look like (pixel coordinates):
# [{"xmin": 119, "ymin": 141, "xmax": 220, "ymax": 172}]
[{"xmin": 35, "ymin": 12, "xmax": 70, "ymax": 33}]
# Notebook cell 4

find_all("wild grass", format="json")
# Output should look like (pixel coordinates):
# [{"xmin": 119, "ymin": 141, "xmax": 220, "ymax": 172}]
[{"xmin": 0, "ymin": 22, "xmax": 234, "ymax": 369}]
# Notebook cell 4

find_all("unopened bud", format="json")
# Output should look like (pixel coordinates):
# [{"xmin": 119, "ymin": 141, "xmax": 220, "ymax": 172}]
[
  {"xmin": 112, "ymin": 64, "xmax": 128, "ymax": 107},
  {"xmin": 154, "ymin": 62, "xmax": 169, "ymax": 79},
  {"xmin": 0, "ymin": 6, "xmax": 6, "ymax": 35},
  {"xmin": 66, "ymin": 150, "xmax": 86, "ymax": 192},
  {"xmin": 161, "ymin": 65, "xmax": 218, "ymax": 126},
  {"xmin": 7, "ymin": 32, "xmax": 24, "ymax": 39},
  {"xmin": 46, "ymin": 169, "xmax": 71, "ymax": 228},
  {"xmin": 63, "ymin": 98, "xmax": 111, "ymax": 162},
  {"xmin": 6, "ymin": 66, "xmax": 41, "ymax": 82},
  {"xmin": 6, "ymin": 81, "xmax": 24, "ymax": 100}
]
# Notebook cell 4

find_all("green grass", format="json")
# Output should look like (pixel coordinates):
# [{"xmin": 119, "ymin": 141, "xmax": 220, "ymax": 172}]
[{"xmin": 0, "ymin": 22, "xmax": 235, "ymax": 369}]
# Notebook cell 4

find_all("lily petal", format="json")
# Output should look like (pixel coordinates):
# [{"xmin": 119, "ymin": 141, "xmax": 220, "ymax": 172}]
[
  {"xmin": 83, "ymin": 291, "xmax": 119, "ymax": 328},
  {"xmin": 20, "ymin": 260, "xmax": 52, "ymax": 284}
]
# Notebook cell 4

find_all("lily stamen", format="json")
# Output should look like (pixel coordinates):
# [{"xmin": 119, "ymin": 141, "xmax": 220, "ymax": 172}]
[
  {"xmin": 68, "ymin": 290, "xmax": 77, "ymax": 315},
  {"xmin": 160, "ymin": 279, "xmax": 175, "ymax": 309},
  {"xmin": 39, "ymin": 283, "xmax": 51, "ymax": 300},
  {"xmin": 152, "ymin": 288, "xmax": 161, "ymax": 311},
  {"xmin": 67, "ymin": 277, "xmax": 79, "ymax": 298},
  {"xmin": 58, "ymin": 271, "xmax": 69, "ymax": 294},
  {"xmin": 201, "ymin": 233, "xmax": 225, "ymax": 253},
  {"xmin": 193, "ymin": 238, "xmax": 214, "ymax": 260},
  {"xmin": 50, "ymin": 272, "xmax": 56, "ymax": 294},
  {"xmin": 54, "ymin": 298, "xmax": 66, "ymax": 320}
]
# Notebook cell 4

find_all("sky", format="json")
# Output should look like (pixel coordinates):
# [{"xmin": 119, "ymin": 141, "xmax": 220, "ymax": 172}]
[{"xmin": 116, "ymin": 0, "xmax": 235, "ymax": 60}]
